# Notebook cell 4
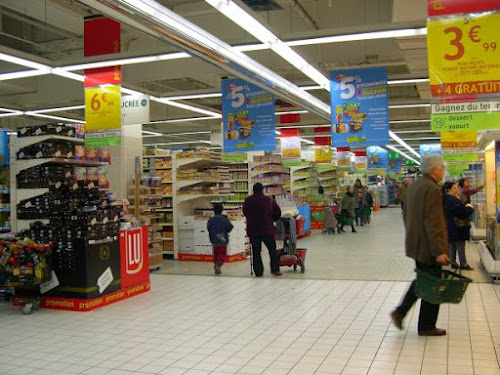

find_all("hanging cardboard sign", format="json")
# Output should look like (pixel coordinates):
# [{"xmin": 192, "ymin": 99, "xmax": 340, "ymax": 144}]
[
  {"xmin": 85, "ymin": 85, "xmax": 121, "ymax": 147},
  {"xmin": 121, "ymin": 95, "xmax": 150, "ymax": 125},
  {"xmin": 222, "ymin": 78, "xmax": 275, "ymax": 152},
  {"xmin": 367, "ymin": 146, "xmax": 389, "ymax": 170},
  {"xmin": 330, "ymin": 67, "xmax": 389, "ymax": 147}
]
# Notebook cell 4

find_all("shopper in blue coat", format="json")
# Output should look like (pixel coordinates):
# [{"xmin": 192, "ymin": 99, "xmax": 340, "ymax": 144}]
[{"xmin": 442, "ymin": 181, "xmax": 474, "ymax": 270}]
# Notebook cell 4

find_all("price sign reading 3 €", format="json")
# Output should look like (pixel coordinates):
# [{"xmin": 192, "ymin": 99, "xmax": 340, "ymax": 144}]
[
  {"xmin": 85, "ymin": 85, "xmax": 121, "ymax": 131},
  {"xmin": 427, "ymin": 12, "xmax": 500, "ymax": 97}
]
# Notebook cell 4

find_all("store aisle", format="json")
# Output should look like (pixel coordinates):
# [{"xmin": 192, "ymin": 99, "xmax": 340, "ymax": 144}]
[
  {"xmin": 158, "ymin": 208, "xmax": 490, "ymax": 282},
  {"xmin": 1, "ymin": 274, "xmax": 499, "ymax": 375}
]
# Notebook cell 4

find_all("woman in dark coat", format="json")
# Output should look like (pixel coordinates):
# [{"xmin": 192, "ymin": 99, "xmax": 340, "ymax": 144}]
[
  {"xmin": 442, "ymin": 181, "xmax": 474, "ymax": 270},
  {"xmin": 340, "ymin": 186, "xmax": 357, "ymax": 233}
]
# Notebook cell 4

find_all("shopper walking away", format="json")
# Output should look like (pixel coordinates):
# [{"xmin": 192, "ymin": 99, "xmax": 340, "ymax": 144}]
[
  {"xmin": 391, "ymin": 154, "xmax": 450, "ymax": 336},
  {"xmin": 399, "ymin": 181, "xmax": 408, "ymax": 211},
  {"xmin": 353, "ymin": 179, "xmax": 365, "ymax": 226},
  {"xmin": 458, "ymin": 178, "xmax": 485, "ymax": 204},
  {"xmin": 207, "ymin": 203, "xmax": 233, "ymax": 275},
  {"xmin": 340, "ymin": 186, "xmax": 357, "ymax": 233},
  {"xmin": 243, "ymin": 183, "xmax": 282, "ymax": 277},
  {"xmin": 442, "ymin": 182, "xmax": 474, "ymax": 270},
  {"xmin": 364, "ymin": 186, "xmax": 374, "ymax": 224}
]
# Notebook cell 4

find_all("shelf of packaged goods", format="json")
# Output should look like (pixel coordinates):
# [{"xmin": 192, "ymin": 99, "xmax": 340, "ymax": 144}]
[
  {"xmin": 232, "ymin": 179, "xmax": 248, "ymax": 182},
  {"xmin": 292, "ymin": 165, "xmax": 314, "ymax": 171},
  {"xmin": 157, "ymin": 222, "xmax": 174, "ymax": 226},
  {"xmin": 228, "ymin": 169, "xmax": 248, "ymax": 173},
  {"xmin": 155, "ymin": 208, "xmax": 173, "ymax": 212},
  {"xmin": 15, "ymin": 158, "xmax": 108, "ymax": 173},
  {"xmin": 143, "ymin": 155, "xmax": 171, "ymax": 159},
  {"xmin": 294, "ymin": 185, "xmax": 319, "ymax": 190},
  {"xmin": 161, "ymin": 237, "xmax": 174, "ymax": 241},
  {"xmin": 293, "ymin": 175, "xmax": 309, "ymax": 181},
  {"xmin": 161, "ymin": 180, "xmax": 172, "ymax": 184},
  {"xmin": 252, "ymin": 181, "xmax": 287, "ymax": 187},
  {"xmin": 319, "ymin": 176, "xmax": 337, "ymax": 181},
  {"xmin": 148, "ymin": 239, "xmax": 163, "ymax": 244},
  {"xmin": 251, "ymin": 170, "xmax": 288, "ymax": 176},
  {"xmin": 177, "ymin": 179, "xmax": 233, "ymax": 189},
  {"xmin": 0, "ymin": 190, "xmax": 9, "ymax": 194},
  {"xmin": 252, "ymin": 161, "xmax": 282, "ymax": 167},
  {"xmin": 16, "ymin": 135, "xmax": 84, "ymax": 149},
  {"xmin": 163, "ymin": 250, "xmax": 174, "ymax": 255},
  {"xmin": 0, "ymin": 227, "xmax": 11, "ymax": 232},
  {"xmin": 128, "ymin": 195, "xmax": 165, "ymax": 200},
  {"xmin": 0, "ymin": 208, "xmax": 11, "ymax": 212},
  {"xmin": 176, "ymin": 157, "xmax": 229, "ymax": 169},
  {"xmin": 232, "ymin": 190, "xmax": 248, "ymax": 193},
  {"xmin": 15, "ymin": 188, "xmax": 50, "ymax": 202},
  {"xmin": 161, "ymin": 195, "xmax": 173, "ymax": 198},
  {"xmin": 177, "ymin": 193, "xmax": 232, "ymax": 203},
  {"xmin": 128, "ymin": 185, "xmax": 163, "ymax": 190}
]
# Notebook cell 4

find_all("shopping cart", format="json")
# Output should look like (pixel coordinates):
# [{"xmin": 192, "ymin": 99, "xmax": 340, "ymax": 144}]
[
  {"xmin": 276, "ymin": 216, "xmax": 306, "ymax": 273},
  {"xmin": 0, "ymin": 239, "xmax": 53, "ymax": 314},
  {"xmin": 322, "ymin": 206, "xmax": 337, "ymax": 235}
]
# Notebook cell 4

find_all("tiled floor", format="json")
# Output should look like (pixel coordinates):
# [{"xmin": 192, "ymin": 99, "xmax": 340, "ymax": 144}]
[
  {"xmin": 1, "ymin": 207, "xmax": 499, "ymax": 375},
  {"xmin": 158, "ymin": 208, "xmax": 490, "ymax": 283},
  {"xmin": 1, "ymin": 275, "xmax": 499, "ymax": 375}
]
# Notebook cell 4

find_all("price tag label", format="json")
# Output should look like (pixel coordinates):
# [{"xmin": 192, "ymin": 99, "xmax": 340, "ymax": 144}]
[
  {"xmin": 85, "ymin": 85, "xmax": 121, "ymax": 131},
  {"xmin": 428, "ymin": 12, "xmax": 500, "ymax": 97}
]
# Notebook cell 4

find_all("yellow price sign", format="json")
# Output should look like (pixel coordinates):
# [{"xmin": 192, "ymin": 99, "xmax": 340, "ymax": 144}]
[
  {"xmin": 85, "ymin": 85, "xmax": 121, "ymax": 131},
  {"xmin": 428, "ymin": 12, "xmax": 500, "ymax": 97},
  {"xmin": 315, "ymin": 145, "xmax": 331, "ymax": 163},
  {"xmin": 440, "ymin": 130, "xmax": 477, "ymax": 148}
]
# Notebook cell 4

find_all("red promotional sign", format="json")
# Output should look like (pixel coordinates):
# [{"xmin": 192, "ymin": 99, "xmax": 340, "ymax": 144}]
[
  {"xmin": 279, "ymin": 105, "xmax": 301, "ymax": 124},
  {"xmin": 280, "ymin": 128, "xmax": 300, "ymax": 137},
  {"xmin": 428, "ymin": 0, "xmax": 500, "ymax": 16},
  {"xmin": 119, "ymin": 226, "xmax": 150, "ymax": 288},
  {"xmin": 314, "ymin": 127, "xmax": 331, "ymax": 146},
  {"xmin": 84, "ymin": 16, "xmax": 121, "ymax": 87}
]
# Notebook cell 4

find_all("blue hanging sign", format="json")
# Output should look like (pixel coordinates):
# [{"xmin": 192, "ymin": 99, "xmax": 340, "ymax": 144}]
[
  {"xmin": 367, "ymin": 146, "xmax": 389, "ymax": 170},
  {"xmin": 0, "ymin": 129, "xmax": 9, "ymax": 165},
  {"xmin": 222, "ymin": 79, "xmax": 276, "ymax": 152},
  {"xmin": 330, "ymin": 67, "xmax": 389, "ymax": 147}
]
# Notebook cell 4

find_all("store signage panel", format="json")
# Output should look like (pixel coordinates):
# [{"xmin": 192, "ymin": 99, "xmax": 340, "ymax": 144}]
[
  {"xmin": 441, "ymin": 130, "xmax": 478, "ymax": 162},
  {"xmin": 314, "ymin": 127, "xmax": 331, "ymax": 163},
  {"xmin": 121, "ymin": 95, "xmax": 150, "ymax": 125},
  {"xmin": 330, "ymin": 67, "xmax": 389, "ymax": 147},
  {"xmin": 428, "ymin": 0, "xmax": 500, "ymax": 17},
  {"xmin": 85, "ymin": 85, "xmax": 121, "ymax": 147},
  {"xmin": 281, "ymin": 137, "xmax": 301, "ymax": 159},
  {"xmin": 222, "ymin": 78, "xmax": 276, "ymax": 153},
  {"xmin": 496, "ymin": 143, "xmax": 500, "ymax": 223},
  {"xmin": 336, "ymin": 147, "xmax": 351, "ymax": 170},
  {"xmin": 367, "ymin": 146, "xmax": 389, "ymax": 170},
  {"xmin": 0, "ymin": 129, "xmax": 9, "ymax": 165},
  {"xmin": 427, "ymin": 12, "xmax": 500, "ymax": 97},
  {"xmin": 431, "ymin": 101, "xmax": 500, "ymax": 131},
  {"xmin": 388, "ymin": 152, "xmax": 402, "ymax": 173},
  {"xmin": 119, "ymin": 226, "xmax": 150, "ymax": 289}
]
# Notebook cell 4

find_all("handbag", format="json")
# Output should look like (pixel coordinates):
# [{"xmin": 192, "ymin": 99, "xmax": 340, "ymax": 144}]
[{"xmin": 453, "ymin": 216, "xmax": 471, "ymax": 230}]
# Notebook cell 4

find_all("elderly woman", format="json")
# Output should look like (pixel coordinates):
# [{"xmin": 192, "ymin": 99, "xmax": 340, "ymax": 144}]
[{"xmin": 340, "ymin": 185, "xmax": 357, "ymax": 233}]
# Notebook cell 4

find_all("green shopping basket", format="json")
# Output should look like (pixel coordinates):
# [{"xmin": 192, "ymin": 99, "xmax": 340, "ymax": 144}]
[{"xmin": 415, "ymin": 269, "xmax": 472, "ymax": 304}]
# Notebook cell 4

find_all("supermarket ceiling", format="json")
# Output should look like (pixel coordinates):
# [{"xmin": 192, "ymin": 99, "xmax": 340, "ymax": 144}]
[{"xmin": 0, "ymin": 0, "xmax": 435, "ymax": 155}]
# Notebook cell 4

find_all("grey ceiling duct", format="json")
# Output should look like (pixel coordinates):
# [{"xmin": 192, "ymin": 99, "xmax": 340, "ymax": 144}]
[{"xmin": 74, "ymin": 0, "xmax": 330, "ymax": 120}]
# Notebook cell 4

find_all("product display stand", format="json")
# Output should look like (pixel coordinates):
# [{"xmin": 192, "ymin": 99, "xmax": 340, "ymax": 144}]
[
  {"xmin": 226, "ymin": 162, "xmax": 250, "ymax": 206},
  {"xmin": 128, "ymin": 173, "xmax": 164, "ymax": 270},
  {"xmin": 0, "ymin": 165, "xmax": 11, "ymax": 233},
  {"xmin": 477, "ymin": 133, "xmax": 500, "ymax": 281},
  {"xmin": 316, "ymin": 165, "xmax": 339, "ymax": 196},
  {"xmin": 250, "ymin": 155, "xmax": 290, "ymax": 197},
  {"xmin": 142, "ymin": 151, "xmax": 175, "ymax": 257},
  {"xmin": 290, "ymin": 163, "xmax": 319, "ymax": 198}
]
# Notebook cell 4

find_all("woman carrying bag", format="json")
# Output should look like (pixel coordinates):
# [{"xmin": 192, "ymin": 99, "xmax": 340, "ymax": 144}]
[
  {"xmin": 340, "ymin": 186, "xmax": 357, "ymax": 233},
  {"xmin": 442, "ymin": 181, "xmax": 474, "ymax": 270}
]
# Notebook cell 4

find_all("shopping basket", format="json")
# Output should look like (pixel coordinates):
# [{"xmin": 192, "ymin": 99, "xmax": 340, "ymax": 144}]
[{"xmin": 415, "ymin": 269, "xmax": 472, "ymax": 304}]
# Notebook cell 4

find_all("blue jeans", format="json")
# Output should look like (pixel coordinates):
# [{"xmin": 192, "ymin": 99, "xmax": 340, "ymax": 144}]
[{"xmin": 355, "ymin": 201, "xmax": 365, "ymax": 225}]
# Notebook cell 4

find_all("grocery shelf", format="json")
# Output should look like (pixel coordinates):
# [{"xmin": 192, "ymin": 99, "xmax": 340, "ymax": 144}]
[
  {"xmin": 0, "ymin": 190, "xmax": 10, "ymax": 194},
  {"xmin": 163, "ymin": 250, "xmax": 174, "ymax": 255},
  {"xmin": 228, "ymin": 169, "xmax": 248, "ymax": 172},
  {"xmin": 0, "ymin": 208, "xmax": 11, "ymax": 212},
  {"xmin": 252, "ymin": 161, "xmax": 282, "ymax": 167},
  {"xmin": 14, "ymin": 158, "xmax": 108, "ymax": 173},
  {"xmin": 143, "ymin": 155, "xmax": 171, "ymax": 159},
  {"xmin": 177, "ymin": 193, "xmax": 231, "ymax": 203},
  {"xmin": 319, "ymin": 176, "xmax": 337, "ymax": 181},
  {"xmin": 0, "ymin": 226, "xmax": 11, "ymax": 232},
  {"xmin": 177, "ymin": 158, "xmax": 229, "ymax": 169},
  {"xmin": 156, "ymin": 208, "xmax": 173, "ymax": 212},
  {"xmin": 232, "ymin": 190, "xmax": 248, "ymax": 193},
  {"xmin": 16, "ymin": 135, "xmax": 84, "ymax": 149},
  {"xmin": 177, "ymin": 179, "xmax": 232, "ymax": 189},
  {"xmin": 292, "ymin": 175, "xmax": 309, "ymax": 181},
  {"xmin": 251, "ymin": 169, "xmax": 288, "ymax": 176},
  {"xmin": 232, "ymin": 179, "xmax": 249, "ymax": 182},
  {"xmin": 161, "ymin": 237, "xmax": 174, "ymax": 241},
  {"xmin": 158, "ymin": 222, "xmax": 174, "ymax": 226}
]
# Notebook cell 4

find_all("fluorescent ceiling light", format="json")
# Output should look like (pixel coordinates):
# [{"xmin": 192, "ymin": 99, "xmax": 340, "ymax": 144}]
[
  {"xmin": 25, "ymin": 112, "xmax": 85, "ymax": 124},
  {"xmin": 389, "ymin": 130, "xmax": 420, "ymax": 158},
  {"xmin": 148, "ymin": 140, "xmax": 211, "ymax": 146},
  {"xmin": 0, "ymin": 52, "xmax": 49, "ymax": 70},
  {"xmin": 142, "ymin": 130, "xmax": 164, "ymax": 137},
  {"xmin": 0, "ymin": 69, "xmax": 51, "ymax": 81},
  {"xmin": 151, "ymin": 97, "xmax": 221, "ymax": 117},
  {"xmin": 301, "ymin": 139, "xmax": 315, "ymax": 145},
  {"xmin": 278, "ymin": 124, "xmax": 330, "ymax": 129},
  {"xmin": 31, "ymin": 105, "xmax": 85, "ymax": 114},
  {"xmin": 390, "ymin": 119, "xmax": 431, "ymax": 124},
  {"xmin": 165, "ymin": 93, "xmax": 222, "ymax": 100},
  {"xmin": 388, "ymin": 78, "xmax": 429, "ymax": 85},
  {"xmin": 276, "ymin": 110, "xmax": 308, "ymax": 115},
  {"xmin": 287, "ymin": 27, "xmax": 427, "ymax": 47},
  {"xmin": 148, "ymin": 116, "xmax": 219, "ymax": 124},
  {"xmin": 389, "ymin": 103, "xmax": 431, "ymax": 109},
  {"xmin": 121, "ymin": 87, "xmax": 145, "ymax": 96},
  {"xmin": 0, "ymin": 107, "xmax": 23, "ymax": 117},
  {"xmin": 205, "ymin": 0, "xmax": 330, "ymax": 91},
  {"xmin": 386, "ymin": 144, "xmax": 420, "ymax": 165},
  {"xmin": 51, "ymin": 69, "xmax": 85, "ymax": 82},
  {"xmin": 401, "ymin": 137, "xmax": 440, "ymax": 141}
]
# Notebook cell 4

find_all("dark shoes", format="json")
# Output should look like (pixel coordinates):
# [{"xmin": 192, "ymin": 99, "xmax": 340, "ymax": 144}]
[
  {"xmin": 272, "ymin": 271, "xmax": 283, "ymax": 277},
  {"xmin": 418, "ymin": 328, "xmax": 446, "ymax": 336},
  {"xmin": 352, "ymin": 229, "xmax": 357, "ymax": 233},
  {"xmin": 390, "ymin": 310, "xmax": 403, "ymax": 330},
  {"xmin": 214, "ymin": 263, "xmax": 222, "ymax": 275},
  {"xmin": 450, "ymin": 263, "xmax": 459, "ymax": 269},
  {"xmin": 461, "ymin": 265, "xmax": 474, "ymax": 271}
]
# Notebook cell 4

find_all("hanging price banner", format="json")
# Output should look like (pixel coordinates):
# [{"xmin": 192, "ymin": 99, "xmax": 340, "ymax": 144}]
[
  {"xmin": 428, "ymin": 12, "xmax": 500, "ymax": 97},
  {"xmin": 85, "ymin": 85, "xmax": 121, "ymax": 146}
]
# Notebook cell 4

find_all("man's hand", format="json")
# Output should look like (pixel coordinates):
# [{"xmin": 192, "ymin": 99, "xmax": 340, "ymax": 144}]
[{"xmin": 435, "ymin": 253, "xmax": 450, "ymax": 265}]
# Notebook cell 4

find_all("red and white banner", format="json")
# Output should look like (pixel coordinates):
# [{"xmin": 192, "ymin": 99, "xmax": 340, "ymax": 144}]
[
  {"xmin": 314, "ymin": 127, "xmax": 331, "ymax": 163},
  {"xmin": 428, "ymin": 0, "xmax": 500, "ymax": 16},
  {"xmin": 280, "ymin": 128, "xmax": 301, "ymax": 159},
  {"xmin": 119, "ymin": 226, "xmax": 150, "ymax": 289}
]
